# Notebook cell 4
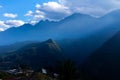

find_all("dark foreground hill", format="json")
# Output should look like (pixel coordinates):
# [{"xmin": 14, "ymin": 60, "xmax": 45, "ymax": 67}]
[
  {"xmin": 81, "ymin": 31, "xmax": 120, "ymax": 80},
  {"xmin": 0, "ymin": 39, "xmax": 63, "ymax": 70}
]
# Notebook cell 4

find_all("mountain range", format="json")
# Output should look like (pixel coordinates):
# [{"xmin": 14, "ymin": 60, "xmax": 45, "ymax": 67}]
[
  {"xmin": 0, "ymin": 39, "xmax": 63, "ymax": 70},
  {"xmin": 1, "ymin": 10, "xmax": 120, "ymax": 45},
  {"xmin": 1, "ymin": 10, "xmax": 120, "ymax": 65}
]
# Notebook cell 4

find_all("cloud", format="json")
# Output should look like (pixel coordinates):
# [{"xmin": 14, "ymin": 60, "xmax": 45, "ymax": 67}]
[
  {"xmin": 0, "ymin": 21, "xmax": 10, "ymax": 28},
  {"xmin": 39, "ymin": 2, "xmax": 71, "ymax": 20},
  {"xmin": 4, "ymin": 20, "xmax": 25, "ymax": 27},
  {"xmin": 74, "ymin": 6, "xmax": 106, "ymax": 17},
  {"xmin": 34, "ymin": 14, "xmax": 45, "ymax": 20},
  {"xmin": 41, "ymin": 2, "xmax": 70, "ymax": 14},
  {"xmin": 0, "ymin": 28, "xmax": 4, "ymax": 31},
  {"xmin": 25, "ymin": 10, "xmax": 33, "ymax": 16},
  {"xmin": 24, "ymin": 0, "xmax": 120, "ymax": 24},
  {"xmin": 33, "ymin": 10, "xmax": 45, "ymax": 20},
  {"xmin": 3, "ymin": 13, "xmax": 18, "ymax": 18},
  {"xmin": 25, "ymin": 10, "xmax": 45, "ymax": 24},
  {"xmin": 25, "ymin": 1, "xmax": 71, "ymax": 23},
  {"xmin": 35, "ymin": 4, "xmax": 41, "ymax": 9},
  {"xmin": 0, "ymin": 20, "xmax": 25, "ymax": 31},
  {"xmin": 59, "ymin": 0, "xmax": 120, "ymax": 16},
  {"xmin": 29, "ymin": 20, "xmax": 38, "ymax": 25}
]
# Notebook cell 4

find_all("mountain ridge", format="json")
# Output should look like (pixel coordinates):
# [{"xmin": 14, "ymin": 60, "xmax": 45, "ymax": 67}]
[
  {"xmin": 1, "ymin": 10, "xmax": 120, "ymax": 66},
  {"xmin": 81, "ymin": 31, "xmax": 120, "ymax": 80},
  {"xmin": 1, "ymin": 39, "xmax": 63, "ymax": 70}
]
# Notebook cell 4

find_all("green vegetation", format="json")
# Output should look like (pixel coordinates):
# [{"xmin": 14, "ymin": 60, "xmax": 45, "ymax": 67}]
[
  {"xmin": 0, "ymin": 40, "xmax": 82, "ymax": 80},
  {"xmin": 0, "ymin": 59, "xmax": 81, "ymax": 80},
  {"xmin": 0, "ymin": 71, "xmax": 14, "ymax": 79},
  {"xmin": 56, "ymin": 60, "xmax": 79, "ymax": 80}
]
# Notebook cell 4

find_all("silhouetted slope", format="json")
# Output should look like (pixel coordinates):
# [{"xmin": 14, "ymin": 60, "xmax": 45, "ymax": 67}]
[
  {"xmin": 2, "ymin": 39, "xmax": 63, "ymax": 69},
  {"xmin": 57, "ymin": 10, "xmax": 120, "ymax": 64},
  {"xmin": 81, "ymin": 31, "xmax": 120, "ymax": 80}
]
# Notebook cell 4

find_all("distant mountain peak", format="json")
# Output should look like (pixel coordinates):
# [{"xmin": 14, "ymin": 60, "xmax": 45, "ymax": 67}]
[
  {"xmin": 72, "ymin": 13, "xmax": 87, "ymax": 16},
  {"xmin": 46, "ymin": 39, "xmax": 55, "ymax": 43},
  {"xmin": 110, "ymin": 9, "xmax": 120, "ymax": 14},
  {"xmin": 45, "ymin": 39, "xmax": 62, "ymax": 53},
  {"xmin": 102, "ymin": 9, "xmax": 120, "ymax": 18},
  {"xmin": 70, "ymin": 13, "xmax": 92, "ymax": 18},
  {"xmin": 62, "ymin": 13, "xmax": 94, "ymax": 22},
  {"xmin": 22, "ymin": 23, "xmax": 32, "ymax": 26}
]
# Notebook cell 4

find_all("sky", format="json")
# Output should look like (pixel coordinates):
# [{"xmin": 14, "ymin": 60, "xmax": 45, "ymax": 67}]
[{"xmin": 0, "ymin": 0, "xmax": 120, "ymax": 31}]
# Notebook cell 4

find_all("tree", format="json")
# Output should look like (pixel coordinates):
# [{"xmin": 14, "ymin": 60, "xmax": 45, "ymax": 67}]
[
  {"xmin": 0, "ymin": 71, "xmax": 13, "ymax": 79},
  {"xmin": 57, "ymin": 59, "xmax": 78, "ymax": 80}
]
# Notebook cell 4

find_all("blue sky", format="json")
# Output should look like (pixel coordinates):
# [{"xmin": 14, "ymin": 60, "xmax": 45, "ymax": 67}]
[
  {"xmin": 0, "ymin": 0, "xmax": 120, "ymax": 31},
  {"xmin": 0, "ymin": 0, "xmax": 57, "ymax": 21}
]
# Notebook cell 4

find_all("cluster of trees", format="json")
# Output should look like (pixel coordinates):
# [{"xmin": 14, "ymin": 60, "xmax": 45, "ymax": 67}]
[
  {"xmin": 0, "ymin": 59, "xmax": 94, "ymax": 80},
  {"xmin": 0, "ymin": 60, "xmax": 81, "ymax": 80}
]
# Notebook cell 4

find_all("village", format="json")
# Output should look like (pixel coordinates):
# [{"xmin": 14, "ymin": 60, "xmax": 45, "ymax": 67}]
[{"xmin": 0, "ymin": 67, "xmax": 59, "ymax": 80}]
